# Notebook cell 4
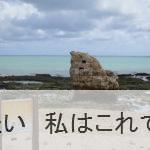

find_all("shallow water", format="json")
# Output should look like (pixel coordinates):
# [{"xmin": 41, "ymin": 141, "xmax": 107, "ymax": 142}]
[
  {"xmin": 0, "ymin": 55, "xmax": 150, "ymax": 76},
  {"xmin": 3, "ymin": 80, "xmax": 43, "ymax": 84}
]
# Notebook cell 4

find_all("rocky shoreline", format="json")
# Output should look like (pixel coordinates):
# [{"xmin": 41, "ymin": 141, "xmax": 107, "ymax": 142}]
[
  {"xmin": 0, "ymin": 73, "xmax": 150, "ymax": 90},
  {"xmin": 0, "ymin": 52, "xmax": 149, "ymax": 90}
]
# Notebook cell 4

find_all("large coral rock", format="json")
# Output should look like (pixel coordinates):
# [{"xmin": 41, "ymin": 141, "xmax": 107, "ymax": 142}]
[{"xmin": 70, "ymin": 51, "xmax": 119, "ymax": 89}]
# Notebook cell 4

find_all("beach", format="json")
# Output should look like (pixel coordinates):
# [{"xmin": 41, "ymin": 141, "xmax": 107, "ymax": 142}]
[{"xmin": 1, "ymin": 0, "xmax": 150, "ymax": 149}]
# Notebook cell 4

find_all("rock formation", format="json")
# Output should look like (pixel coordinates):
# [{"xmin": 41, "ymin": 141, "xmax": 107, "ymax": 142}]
[{"xmin": 70, "ymin": 51, "xmax": 119, "ymax": 90}]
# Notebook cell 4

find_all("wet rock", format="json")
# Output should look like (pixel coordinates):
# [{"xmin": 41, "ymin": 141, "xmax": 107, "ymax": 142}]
[{"xmin": 70, "ymin": 51, "xmax": 119, "ymax": 89}]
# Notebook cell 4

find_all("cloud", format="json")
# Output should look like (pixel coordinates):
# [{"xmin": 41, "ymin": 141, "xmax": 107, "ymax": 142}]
[
  {"xmin": 0, "ymin": 0, "xmax": 97, "ymax": 42},
  {"xmin": 96, "ymin": 0, "xmax": 150, "ymax": 32},
  {"xmin": 20, "ymin": 0, "xmax": 97, "ymax": 11},
  {"xmin": 0, "ymin": 1, "xmax": 45, "ymax": 41},
  {"xmin": 0, "ymin": 0, "xmax": 150, "ymax": 55},
  {"xmin": 14, "ymin": 10, "xmax": 94, "ymax": 32},
  {"xmin": 0, "ymin": 1, "xmax": 42, "ymax": 21}
]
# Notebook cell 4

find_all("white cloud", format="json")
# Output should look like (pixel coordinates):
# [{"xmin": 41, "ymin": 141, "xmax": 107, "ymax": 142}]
[
  {"xmin": 96, "ymin": 0, "xmax": 150, "ymax": 32},
  {"xmin": 0, "ymin": 0, "xmax": 150, "ymax": 55},
  {"xmin": 0, "ymin": 1, "xmax": 42, "ymax": 21},
  {"xmin": 0, "ymin": 1, "xmax": 45, "ymax": 41}
]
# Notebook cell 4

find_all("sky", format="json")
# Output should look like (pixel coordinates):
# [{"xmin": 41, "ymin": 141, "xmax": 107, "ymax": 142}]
[{"xmin": 0, "ymin": 0, "xmax": 150, "ymax": 56}]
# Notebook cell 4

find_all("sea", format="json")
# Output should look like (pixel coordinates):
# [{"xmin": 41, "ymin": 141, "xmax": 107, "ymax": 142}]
[{"xmin": 0, "ymin": 55, "xmax": 150, "ymax": 76}]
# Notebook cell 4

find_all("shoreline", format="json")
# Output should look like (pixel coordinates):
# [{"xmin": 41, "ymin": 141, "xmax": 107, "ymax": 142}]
[
  {"xmin": 0, "ymin": 73, "xmax": 150, "ymax": 90},
  {"xmin": 1, "ymin": 71, "xmax": 150, "ymax": 77}
]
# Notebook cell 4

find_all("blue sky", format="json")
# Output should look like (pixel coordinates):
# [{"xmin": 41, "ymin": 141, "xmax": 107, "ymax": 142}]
[{"xmin": 0, "ymin": 0, "xmax": 150, "ymax": 56}]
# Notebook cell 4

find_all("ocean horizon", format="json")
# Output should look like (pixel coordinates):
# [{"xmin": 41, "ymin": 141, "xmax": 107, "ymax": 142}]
[{"xmin": 0, "ymin": 55, "xmax": 150, "ymax": 76}]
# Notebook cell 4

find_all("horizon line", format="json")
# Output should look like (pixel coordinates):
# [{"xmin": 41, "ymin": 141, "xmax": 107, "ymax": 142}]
[{"xmin": 0, "ymin": 54, "xmax": 150, "ymax": 57}]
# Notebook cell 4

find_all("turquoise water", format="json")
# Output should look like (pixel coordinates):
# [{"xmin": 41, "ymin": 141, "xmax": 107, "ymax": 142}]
[{"xmin": 0, "ymin": 56, "xmax": 150, "ymax": 76}]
